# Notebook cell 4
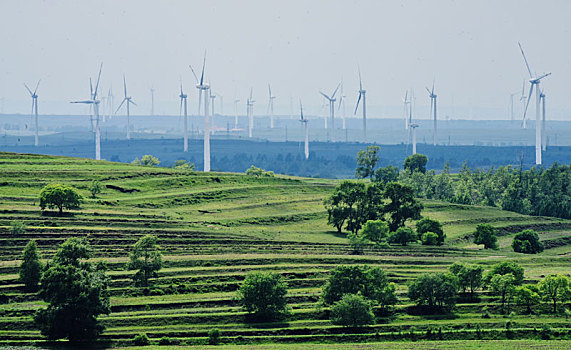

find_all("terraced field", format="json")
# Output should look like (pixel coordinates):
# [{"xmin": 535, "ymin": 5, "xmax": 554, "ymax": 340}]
[{"xmin": 0, "ymin": 152, "xmax": 569, "ymax": 348}]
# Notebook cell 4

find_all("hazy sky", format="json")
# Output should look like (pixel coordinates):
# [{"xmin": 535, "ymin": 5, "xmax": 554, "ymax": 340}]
[{"xmin": 1, "ymin": 0, "xmax": 570, "ymax": 119}]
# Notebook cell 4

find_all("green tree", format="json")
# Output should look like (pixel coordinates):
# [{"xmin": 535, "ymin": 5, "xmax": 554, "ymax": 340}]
[
  {"xmin": 10, "ymin": 220, "xmax": 26, "ymax": 234},
  {"xmin": 330, "ymin": 294, "xmax": 374, "ymax": 328},
  {"xmin": 39, "ymin": 184, "xmax": 82, "ymax": 214},
  {"xmin": 361, "ymin": 220, "xmax": 390, "ymax": 243},
  {"xmin": 421, "ymin": 232, "xmax": 439, "ymax": 245},
  {"xmin": 88, "ymin": 180, "xmax": 102, "ymax": 198},
  {"xmin": 356, "ymin": 145, "xmax": 380, "ymax": 180},
  {"xmin": 381, "ymin": 182, "xmax": 423, "ymax": 232},
  {"xmin": 322, "ymin": 265, "xmax": 397, "ymax": 310},
  {"xmin": 515, "ymin": 285, "xmax": 541, "ymax": 314},
  {"xmin": 127, "ymin": 235, "xmax": 162, "ymax": 287},
  {"xmin": 512, "ymin": 229, "xmax": 544, "ymax": 254},
  {"xmin": 449, "ymin": 262, "xmax": 483, "ymax": 299},
  {"xmin": 140, "ymin": 155, "xmax": 160, "ymax": 166},
  {"xmin": 408, "ymin": 273, "xmax": 457, "ymax": 311},
  {"xmin": 174, "ymin": 159, "xmax": 195, "ymax": 170},
  {"xmin": 347, "ymin": 232, "xmax": 368, "ymax": 255},
  {"xmin": 34, "ymin": 237, "xmax": 110, "ymax": 343},
  {"xmin": 416, "ymin": 217, "xmax": 445, "ymax": 245},
  {"xmin": 388, "ymin": 227, "xmax": 417, "ymax": 246},
  {"xmin": 538, "ymin": 274, "xmax": 570, "ymax": 313},
  {"xmin": 485, "ymin": 261, "xmax": 525, "ymax": 285},
  {"xmin": 473, "ymin": 223, "xmax": 498, "ymax": 249},
  {"xmin": 237, "ymin": 272, "xmax": 288, "ymax": 320},
  {"xmin": 19, "ymin": 240, "xmax": 43, "ymax": 292},
  {"xmin": 489, "ymin": 273, "xmax": 516, "ymax": 313},
  {"xmin": 374, "ymin": 165, "xmax": 399, "ymax": 184},
  {"xmin": 403, "ymin": 154, "xmax": 428, "ymax": 174}
]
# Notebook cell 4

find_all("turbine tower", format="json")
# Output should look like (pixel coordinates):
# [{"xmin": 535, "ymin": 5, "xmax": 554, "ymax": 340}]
[
  {"xmin": 410, "ymin": 123, "xmax": 419, "ymax": 155},
  {"xmin": 190, "ymin": 54, "xmax": 211, "ymax": 172},
  {"xmin": 520, "ymin": 79, "xmax": 528, "ymax": 128},
  {"xmin": 509, "ymin": 90, "xmax": 519, "ymax": 121},
  {"xmin": 179, "ymin": 82, "xmax": 188, "ymax": 152},
  {"xmin": 319, "ymin": 82, "xmax": 341, "ymax": 142},
  {"xmin": 402, "ymin": 90, "xmax": 410, "ymax": 130},
  {"xmin": 426, "ymin": 82, "xmax": 437, "ymax": 146},
  {"xmin": 338, "ymin": 82, "xmax": 347, "ymax": 130},
  {"xmin": 116, "ymin": 75, "xmax": 137, "ymax": 140},
  {"xmin": 210, "ymin": 89, "xmax": 216, "ymax": 135},
  {"xmin": 519, "ymin": 42, "xmax": 551, "ymax": 165},
  {"xmin": 354, "ymin": 68, "xmax": 367, "ymax": 140},
  {"xmin": 150, "ymin": 87, "xmax": 155, "ymax": 116},
  {"xmin": 247, "ymin": 88, "xmax": 255, "ymax": 138},
  {"xmin": 71, "ymin": 64, "xmax": 103, "ymax": 160},
  {"xmin": 24, "ymin": 80, "xmax": 40, "ymax": 146},
  {"xmin": 233, "ymin": 98, "xmax": 240, "ymax": 129},
  {"xmin": 540, "ymin": 89, "xmax": 546, "ymax": 151},
  {"xmin": 299, "ymin": 100, "xmax": 309, "ymax": 160},
  {"xmin": 267, "ymin": 84, "xmax": 276, "ymax": 128}
]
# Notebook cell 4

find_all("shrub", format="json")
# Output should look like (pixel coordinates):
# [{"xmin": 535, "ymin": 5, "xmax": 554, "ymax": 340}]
[
  {"xmin": 19, "ymin": 240, "xmax": 43, "ymax": 292},
  {"xmin": 246, "ymin": 165, "xmax": 274, "ymax": 177},
  {"xmin": 237, "ymin": 272, "xmax": 288, "ymax": 321},
  {"xmin": 39, "ymin": 184, "xmax": 82, "ymax": 214},
  {"xmin": 158, "ymin": 336, "xmax": 174, "ymax": 345},
  {"xmin": 347, "ymin": 232, "xmax": 368, "ymax": 254},
  {"xmin": 361, "ymin": 220, "xmax": 390, "ymax": 243},
  {"xmin": 512, "ymin": 229, "xmax": 544, "ymax": 254},
  {"xmin": 208, "ymin": 329, "xmax": 221, "ymax": 345},
  {"xmin": 421, "ymin": 232, "xmax": 439, "ymax": 245},
  {"xmin": 133, "ymin": 333, "xmax": 150, "ymax": 346},
  {"xmin": 388, "ymin": 227, "xmax": 417, "ymax": 246},
  {"xmin": 88, "ymin": 180, "xmax": 102, "ymax": 198},
  {"xmin": 408, "ymin": 273, "xmax": 458, "ymax": 312},
  {"xmin": 10, "ymin": 220, "xmax": 26, "ymax": 234},
  {"xmin": 174, "ymin": 159, "xmax": 195, "ymax": 170},
  {"xmin": 403, "ymin": 154, "xmax": 428, "ymax": 174},
  {"xmin": 473, "ymin": 223, "xmax": 498, "ymax": 249},
  {"xmin": 330, "ymin": 294, "xmax": 374, "ymax": 328},
  {"xmin": 416, "ymin": 217, "xmax": 445, "ymax": 244},
  {"xmin": 485, "ymin": 261, "xmax": 524, "ymax": 285},
  {"xmin": 449, "ymin": 262, "xmax": 483, "ymax": 298}
]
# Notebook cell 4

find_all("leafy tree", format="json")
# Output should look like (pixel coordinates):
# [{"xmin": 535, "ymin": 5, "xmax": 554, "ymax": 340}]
[
  {"xmin": 356, "ymin": 145, "xmax": 380, "ymax": 180},
  {"xmin": 407, "ymin": 273, "xmax": 457, "ymax": 311},
  {"xmin": 374, "ymin": 165, "xmax": 399, "ymax": 184},
  {"xmin": 174, "ymin": 159, "xmax": 195, "ymax": 170},
  {"xmin": 322, "ymin": 265, "xmax": 397, "ymax": 310},
  {"xmin": 515, "ymin": 285, "xmax": 541, "ymax": 314},
  {"xmin": 489, "ymin": 273, "xmax": 516, "ymax": 313},
  {"xmin": 421, "ymin": 232, "xmax": 439, "ymax": 245},
  {"xmin": 140, "ymin": 155, "xmax": 160, "ymax": 166},
  {"xmin": 416, "ymin": 217, "xmax": 445, "ymax": 245},
  {"xmin": 10, "ymin": 220, "xmax": 26, "ymax": 234},
  {"xmin": 34, "ymin": 237, "xmax": 110, "ymax": 343},
  {"xmin": 473, "ymin": 224, "xmax": 498, "ymax": 249},
  {"xmin": 245, "ymin": 165, "xmax": 274, "ymax": 177},
  {"xmin": 347, "ymin": 232, "xmax": 368, "ymax": 255},
  {"xmin": 485, "ymin": 261, "xmax": 525, "ymax": 285},
  {"xmin": 381, "ymin": 182, "xmax": 423, "ymax": 232},
  {"xmin": 89, "ymin": 180, "xmax": 102, "ymax": 198},
  {"xmin": 512, "ymin": 229, "xmax": 544, "ymax": 254},
  {"xmin": 403, "ymin": 154, "xmax": 428, "ymax": 174},
  {"xmin": 237, "ymin": 272, "xmax": 288, "ymax": 320},
  {"xmin": 127, "ymin": 235, "xmax": 162, "ymax": 287},
  {"xmin": 330, "ymin": 294, "xmax": 374, "ymax": 328},
  {"xmin": 19, "ymin": 240, "xmax": 43, "ymax": 292},
  {"xmin": 39, "ymin": 184, "xmax": 82, "ymax": 214},
  {"xmin": 449, "ymin": 262, "xmax": 483, "ymax": 299},
  {"xmin": 538, "ymin": 274, "xmax": 570, "ymax": 313},
  {"xmin": 388, "ymin": 227, "xmax": 417, "ymax": 246},
  {"xmin": 361, "ymin": 220, "xmax": 390, "ymax": 243}
]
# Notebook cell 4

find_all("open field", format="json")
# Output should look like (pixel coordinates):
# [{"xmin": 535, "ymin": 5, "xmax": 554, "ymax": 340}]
[{"xmin": 0, "ymin": 152, "xmax": 569, "ymax": 348}]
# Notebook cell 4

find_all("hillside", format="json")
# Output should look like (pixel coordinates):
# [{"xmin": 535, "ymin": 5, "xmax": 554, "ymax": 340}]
[{"xmin": 0, "ymin": 152, "xmax": 569, "ymax": 348}]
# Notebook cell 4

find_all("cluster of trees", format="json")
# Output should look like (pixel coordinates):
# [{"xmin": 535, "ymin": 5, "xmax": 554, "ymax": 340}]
[
  {"xmin": 237, "ymin": 261, "xmax": 571, "ymax": 328},
  {"xmin": 245, "ymin": 165, "xmax": 275, "ymax": 177},
  {"xmin": 473, "ymin": 224, "xmax": 545, "ymax": 254},
  {"xmin": 18, "ymin": 235, "xmax": 163, "ymax": 344}
]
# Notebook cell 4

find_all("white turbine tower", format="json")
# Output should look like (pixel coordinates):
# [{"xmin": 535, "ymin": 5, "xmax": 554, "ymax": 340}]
[
  {"xmin": 338, "ymin": 82, "xmax": 347, "ymax": 130},
  {"xmin": 402, "ymin": 90, "xmax": 410, "ymax": 130},
  {"xmin": 540, "ymin": 89, "xmax": 546, "ymax": 151},
  {"xmin": 519, "ymin": 42, "xmax": 551, "ymax": 165},
  {"xmin": 247, "ymin": 88, "xmax": 255, "ymax": 138},
  {"xmin": 116, "ymin": 76, "xmax": 137, "ymax": 140},
  {"xmin": 354, "ymin": 68, "xmax": 367, "ymax": 140},
  {"xmin": 426, "ymin": 82, "xmax": 437, "ymax": 146},
  {"xmin": 509, "ymin": 90, "xmax": 519, "ymax": 121},
  {"xmin": 319, "ymin": 82, "xmax": 341, "ymax": 142},
  {"xmin": 150, "ymin": 87, "xmax": 155, "ymax": 116},
  {"xmin": 267, "ymin": 84, "xmax": 276, "ymax": 128},
  {"xmin": 189, "ymin": 54, "xmax": 211, "ymax": 172},
  {"xmin": 299, "ymin": 100, "xmax": 309, "ymax": 160},
  {"xmin": 520, "ymin": 79, "xmax": 528, "ymax": 128},
  {"xmin": 24, "ymin": 80, "xmax": 40, "ymax": 146},
  {"xmin": 210, "ymin": 88, "xmax": 216, "ymax": 135},
  {"xmin": 410, "ymin": 123, "xmax": 419, "ymax": 155},
  {"xmin": 71, "ymin": 64, "xmax": 103, "ymax": 160},
  {"xmin": 179, "ymin": 82, "xmax": 188, "ymax": 152},
  {"xmin": 233, "ymin": 98, "xmax": 240, "ymax": 129}
]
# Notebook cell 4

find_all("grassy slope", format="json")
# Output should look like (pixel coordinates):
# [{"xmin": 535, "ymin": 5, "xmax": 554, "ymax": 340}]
[{"xmin": 0, "ymin": 152, "xmax": 569, "ymax": 347}]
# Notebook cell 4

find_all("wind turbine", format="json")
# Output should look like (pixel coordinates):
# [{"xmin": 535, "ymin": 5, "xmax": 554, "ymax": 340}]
[
  {"xmin": 520, "ymin": 78, "xmax": 528, "ymax": 128},
  {"xmin": 116, "ymin": 75, "xmax": 137, "ymax": 140},
  {"xmin": 426, "ymin": 82, "xmax": 437, "ymax": 146},
  {"xmin": 509, "ymin": 90, "xmax": 519, "ymax": 121},
  {"xmin": 247, "ymin": 88, "xmax": 255, "ymax": 138},
  {"xmin": 319, "ymin": 81, "xmax": 341, "ymax": 142},
  {"xmin": 179, "ymin": 81, "xmax": 189, "ymax": 152},
  {"xmin": 410, "ymin": 123, "xmax": 419, "ymax": 154},
  {"xmin": 540, "ymin": 89, "xmax": 546, "ymax": 151},
  {"xmin": 24, "ymin": 80, "xmax": 40, "ymax": 146},
  {"xmin": 71, "ymin": 64, "xmax": 103, "ymax": 160},
  {"xmin": 233, "ymin": 98, "xmax": 240, "ymax": 129},
  {"xmin": 209, "ymin": 88, "xmax": 216, "ymax": 135},
  {"xmin": 402, "ymin": 90, "xmax": 410, "ymax": 130},
  {"xmin": 519, "ymin": 42, "xmax": 551, "ymax": 165},
  {"xmin": 189, "ymin": 53, "xmax": 211, "ymax": 172},
  {"xmin": 338, "ymin": 81, "xmax": 347, "ymax": 130},
  {"xmin": 299, "ymin": 100, "xmax": 309, "ymax": 160},
  {"xmin": 150, "ymin": 87, "xmax": 155, "ymax": 116},
  {"xmin": 354, "ymin": 68, "xmax": 367, "ymax": 140},
  {"xmin": 267, "ymin": 84, "xmax": 276, "ymax": 128}
]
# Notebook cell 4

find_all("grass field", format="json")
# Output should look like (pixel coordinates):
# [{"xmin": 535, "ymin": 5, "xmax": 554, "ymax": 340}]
[{"xmin": 0, "ymin": 152, "xmax": 569, "ymax": 348}]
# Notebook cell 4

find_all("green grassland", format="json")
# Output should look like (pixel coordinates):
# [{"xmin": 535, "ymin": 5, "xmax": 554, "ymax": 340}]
[{"xmin": 0, "ymin": 152, "xmax": 569, "ymax": 348}]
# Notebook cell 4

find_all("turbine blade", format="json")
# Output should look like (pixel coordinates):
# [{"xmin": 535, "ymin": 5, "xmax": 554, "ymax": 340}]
[
  {"xmin": 33, "ymin": 80, "xmax": 41, "ymax": 95},
  {"xmin": 93, "ymin": 63, "xmax": 102, "ymax": 99},
  {"xmin": 200, "ymin": 52, "xmax": 206, "ymax": 86},
  {"xmin": 129, "ymin": 99, "xmax": 137, "ymax": 106},
  {"xmin": 189, "ymin": 64, "xmax": 199, "ymax": 83},
  {"xmin": 249, "ymin": 88, "xmax": 253, "ymax": 100},
  {"xmin": 115, "ymin": 98, "xmax": 126, "ymax": 113},
  {"xmin": 24, "ymin": 83, "xmax": 33, "ymax": 96},
  {"xmin": 90, "ymin": 78, "xmax": 93, "ymax": 98},
  {"xmin": 354, "ymin": 93, "xmax": 362, "ymax": 115},
  {"xmin": 319, "ymin": 91, "xmax": 331, "ymax": 100},
  {"xmin": 123, "ymin": 75, "xmax": 127, "ymax": 98},
  {"xmin": 358, "ymin": 66, "xmax": 362, "ymax": 90},
  {"xmin": 522, "ymin": 84, "xmax": 534, "ymax": 121},
  {"xmin": 331, "ymin": 81, "xmax": 341, "ymax": 99},
  {"xmin": 536, "ymin": 72, "xmax": 551, "ymax": 81},
  {"xmin": 518, "ymin": 42, "xmax": 534, "ymax": 79},
  {"xmin": 180, "ymin": 97, "xmax": 183, "ymax": 116},
  {"xmin": 426, "ymin": 87, "xmax": 431, "ymax": 95},
  {"xmin": 431, "ymin": 80, "xmax": 435, "ymax": 94}
]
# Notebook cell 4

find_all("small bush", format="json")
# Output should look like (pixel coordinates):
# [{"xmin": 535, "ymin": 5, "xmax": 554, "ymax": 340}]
[
  {"xmin": 133, "ymin": 333, "xmax": 150, "ymax": 346},
  {"xmin": 512, "ymin": 229, "xmax": 544, "ymax": 254},
  {"xmin": 208, "ymin": 329, "xmax": 221, "ymax": 345},
  {"xmin": 388, "ymin": 227, "xmax": 417, "ymax": 246},
  {"xmin": 10, "ymin": 221, "xmax": 26, "ymax": 234},
  {"xmin": 89, "ymin": 180, "xmax": 102, "ymax": 198},
  {"xmin": 421, "ymin": 232, "xmax": 439, "ymax": 245},
  {"xmin": 158, "ymin": 336, "xmax": 173, "ymax": 345},
  {"xmin": 330, "ymin": 293, "xmax": 374, "ymax": 328},
  {"xmin": 246, "ymin": 165, "xmax": 274, "ymax": 177},
  {"xmin": 347, "ymin": 232, "xmax": 368, "ymax": 254}
]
